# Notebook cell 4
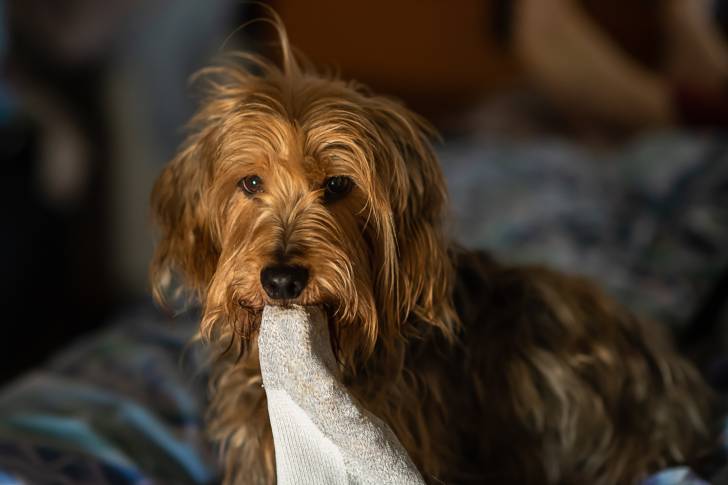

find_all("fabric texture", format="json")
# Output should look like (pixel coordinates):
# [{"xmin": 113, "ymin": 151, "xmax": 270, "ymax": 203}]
[
  {"xmin": 258, "ymin": 305, "xmax": 425, "ymax": 485},
  {"xmin": 443, "ymin": 131, "xmax": 728, "ymax": 330},
  {"xmin": 0, "ymin": 307, "xmax": 218, "ymax": 485},
  {"xmin": 266, "ymin": 389, "xmax": 348, "ymax": 484}
]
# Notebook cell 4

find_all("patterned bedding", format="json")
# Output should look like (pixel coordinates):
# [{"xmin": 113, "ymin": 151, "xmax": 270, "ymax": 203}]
[
  {"xmin": 1, "ymin": 130, "xmax": 727, "ymax": 484},
  {"xmin": 0, "ymin": 308, "xmax": 217, "ymax": 485},
  {"xmin": 444, "ymin": 131, "xmax": 728, "ymax": 330}
]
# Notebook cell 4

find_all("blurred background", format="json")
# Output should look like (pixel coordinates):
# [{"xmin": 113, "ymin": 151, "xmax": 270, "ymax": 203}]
[
  {"xmin": 2, "ymin": 0, "xmax": 728, "ymax": 381},
  {"xmin": 1, "ymin": 0, "xmax": 728, "ymax": 482}
]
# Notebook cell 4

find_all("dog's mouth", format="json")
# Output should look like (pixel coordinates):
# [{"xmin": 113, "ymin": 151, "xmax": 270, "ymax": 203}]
[
  {"xmin": 235, "ymin": 298, "xmax": 343, "ymax": 362},
  {"xmin": 237, "ymin": 297, "xmax": 336, "ymax": 318},
  {"xmin": 237, "ymin": 296, "xmax": 333, "ymax": 310},
  {"xmin": 237, "ymin": 299, "xmax": 261, "ymax": 311}
]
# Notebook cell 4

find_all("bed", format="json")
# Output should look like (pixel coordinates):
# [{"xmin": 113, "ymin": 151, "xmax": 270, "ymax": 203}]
[{"xmin": 1, "ymin": 129, "xmax": 726, "ymax": 484}]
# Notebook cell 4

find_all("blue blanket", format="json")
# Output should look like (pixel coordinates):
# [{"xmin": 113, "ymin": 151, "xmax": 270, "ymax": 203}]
[{"xmin": 0, "ymin": 308, "xmax": 218, "ymax": 484}]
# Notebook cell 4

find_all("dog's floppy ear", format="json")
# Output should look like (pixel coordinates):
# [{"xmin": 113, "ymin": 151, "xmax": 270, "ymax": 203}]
[
  {"xmin": 150, "ymin": 129, "xmax": 220, "ymax": 306},
  {"xmin": 365, "ymin": 97, "xmax": 457, "ymax": 338}
]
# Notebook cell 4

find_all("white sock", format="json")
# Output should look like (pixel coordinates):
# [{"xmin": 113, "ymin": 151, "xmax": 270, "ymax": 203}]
[{"xmin": 258, "ymin": 305, "xmax": 424, "ymax": 485}]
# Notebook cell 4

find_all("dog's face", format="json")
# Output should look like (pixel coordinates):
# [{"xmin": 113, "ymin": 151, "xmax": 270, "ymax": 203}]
[{"xmin": 151, "ymin": 55, "xmax": 455, "ymax": 365}]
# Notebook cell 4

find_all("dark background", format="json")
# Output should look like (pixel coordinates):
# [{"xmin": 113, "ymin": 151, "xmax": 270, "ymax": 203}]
[{"xmin": 2, "ymin": 0, "xmax": 728, "ymax": 383}]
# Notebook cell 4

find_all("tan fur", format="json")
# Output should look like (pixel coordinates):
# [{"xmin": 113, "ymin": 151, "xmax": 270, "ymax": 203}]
[{"xmin": 150, "ymin": 23, "xmax": 713, "ymax": 485}]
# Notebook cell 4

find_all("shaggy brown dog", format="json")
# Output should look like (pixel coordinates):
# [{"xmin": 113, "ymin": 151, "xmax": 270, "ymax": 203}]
[{"xmin": 150, "ymin": 28, "xmax": 714, "ymax": 485}]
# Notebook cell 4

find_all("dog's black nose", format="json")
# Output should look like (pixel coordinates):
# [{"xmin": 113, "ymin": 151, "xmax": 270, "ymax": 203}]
[{"xmin": 260, "ymin": 265, "xmax": 309, "ymax": 300}]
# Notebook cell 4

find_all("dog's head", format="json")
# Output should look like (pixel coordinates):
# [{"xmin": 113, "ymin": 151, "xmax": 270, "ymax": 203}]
[{"xmin": 151, "ymin": 40, "xmax": 456, "ymax": 366}]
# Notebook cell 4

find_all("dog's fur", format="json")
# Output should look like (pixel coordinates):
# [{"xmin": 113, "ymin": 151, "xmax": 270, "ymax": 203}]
[{"xmin": 150, "ymin": 28, "xmax": 714, "ymax": 484}]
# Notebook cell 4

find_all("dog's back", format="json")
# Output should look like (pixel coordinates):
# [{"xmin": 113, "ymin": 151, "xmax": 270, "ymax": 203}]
[{"xmin": 386, "ymin": 249, "xmax": 715, "ymax": 484}]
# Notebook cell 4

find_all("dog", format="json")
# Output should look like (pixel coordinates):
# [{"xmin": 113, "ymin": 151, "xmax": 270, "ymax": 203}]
[{"xmin": 150, "ymin": 26, "xmax": 715, "ymax": 485}]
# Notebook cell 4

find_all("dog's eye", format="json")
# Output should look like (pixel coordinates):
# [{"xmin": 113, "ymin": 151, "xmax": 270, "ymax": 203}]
[
  {"xmin": 238, "ymin": 175, "xmax": 263, "ymax": 195},
  {"xmin": 323, "ymin": 176, "xmax": 352, "ymax": 203}
]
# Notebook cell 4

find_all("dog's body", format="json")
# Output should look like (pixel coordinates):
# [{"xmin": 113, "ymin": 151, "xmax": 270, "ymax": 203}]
[{"xmin": 151, "ymin": 30, "xmax": 713, "ymax": 484}]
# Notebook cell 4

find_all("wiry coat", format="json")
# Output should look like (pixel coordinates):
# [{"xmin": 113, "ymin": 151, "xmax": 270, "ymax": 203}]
[{"xmin": 150, "ymin": 29, "xmax": 713, "ymax": 484}]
